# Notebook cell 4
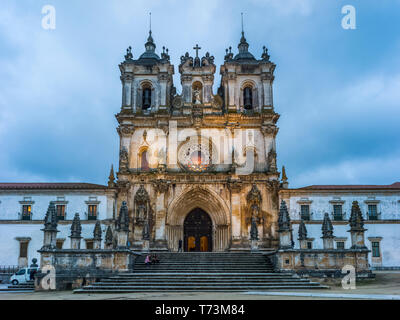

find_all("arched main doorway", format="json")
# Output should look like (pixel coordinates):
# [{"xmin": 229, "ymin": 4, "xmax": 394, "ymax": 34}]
[{"xmin": 183, "ymin": 208, "xmax": 212, "ymax": 252}]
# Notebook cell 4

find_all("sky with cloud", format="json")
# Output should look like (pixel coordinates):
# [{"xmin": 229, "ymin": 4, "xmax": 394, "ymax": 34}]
[{"xmin": 0, "ymin": 0, "xmax": 399, "ymax": 187}]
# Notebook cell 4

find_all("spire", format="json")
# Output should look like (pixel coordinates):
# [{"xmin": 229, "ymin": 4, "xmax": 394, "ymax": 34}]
[
  {"xmin": 234, "ymin": 12, "xmax": 255, "ymax": 61},
  {"xmin": 117, "ymin": 201, "xmax": 130, "ymax": 232},
  {"xmin": 147, "ymin": 12, "xmax": 153, "ymax": 44},
  {"xmin": 105, "ymin": 226, "xmax": 113, "ymax": 246},
  {"xmin": 240, "ymin": 12, "xmax": 246, "ymax": 44},
  {"xmin": 70, "ymin": 213, "xmax": 82, "ymax": 239},
  {"xmin": 93, "ymin": 221, "xmax": 102, "ymax": 241},
  {"xmin": 138, "ymin": 13, "xmax": 160, "ymax": 61},
  {"xmin": 108, "ymin": 164, "xmax": 115, "ymax": 188},
  {"xmin": 349, "ymin": 201, "xmax": 366, "ymax": 231},
  {"xmin": 43, "ymin": 202, "xmax": 58, "ymax": 231},
  {"xmin": 241, "ymin": 12, "xmax": 244, "ymax": 34},
  {"xmin": 281, "ymin": 166, "xmax": 288, "ymax": 182},
  {"xmin": 298, "ymin": 219, "xmax": 307, "ymax": 240},
  {"xmin": 322, "ymin": 212, "xmax": 334, "ymax": 238},
  {"xmin": 278, "ymin": 200, "xmax": 292, "ymax": 232}
]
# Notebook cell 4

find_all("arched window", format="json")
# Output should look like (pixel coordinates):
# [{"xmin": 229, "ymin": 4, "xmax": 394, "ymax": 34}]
[
  {"xmin": 142, "ymin": 87, "xmax": 152, "ymax": 110},
  {"xmin": 243, "ymin": 87, "xmax": 253, "ymax": 109},
  {"xmin": 140, "ymin": 150, "xmax": 149, "ymax": 171}
]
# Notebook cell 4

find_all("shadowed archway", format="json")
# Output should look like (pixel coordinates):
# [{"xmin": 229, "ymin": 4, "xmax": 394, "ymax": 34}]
[{"xmin": 166, "ymin": 186, "xmax": 230, "ymax": 252}]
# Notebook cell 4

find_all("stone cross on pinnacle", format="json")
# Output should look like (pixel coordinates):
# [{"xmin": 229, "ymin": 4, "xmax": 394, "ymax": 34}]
[{"xmin": 193, "ymin": 44, "xmax": 201, "ymax": 58}]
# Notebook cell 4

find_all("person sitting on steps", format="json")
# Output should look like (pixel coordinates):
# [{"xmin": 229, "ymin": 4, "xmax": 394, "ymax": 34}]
[
  {"xmin": 151, "ymin": 254, "xmax": 160, "ymax": 264},
  {"xmin": 144, "ymin": 254, "xmax": 151, "ymax": 266}
]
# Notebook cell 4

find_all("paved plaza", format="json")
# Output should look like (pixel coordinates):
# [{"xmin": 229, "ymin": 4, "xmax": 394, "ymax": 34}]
[{"xmin": 0, "ymin": 271, "xmax": 399, "ymax": 300}]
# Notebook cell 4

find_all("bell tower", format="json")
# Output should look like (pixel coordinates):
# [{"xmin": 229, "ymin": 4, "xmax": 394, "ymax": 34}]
[
  {"xmin": 178, "ymin": 45, "xmax": 218, "ymax": 114},
  {"xmin": 119, "ymin": 28, "xmax": 175, "ymax": 115},
  {"xmin": 219, "ymin": 24, "xmax": 276, "ymax": 114}
]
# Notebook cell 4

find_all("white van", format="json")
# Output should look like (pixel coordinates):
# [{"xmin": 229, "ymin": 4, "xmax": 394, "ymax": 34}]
[{"xmin": 10, "ymin": 267, "xmax": 39, "ymax": 285}]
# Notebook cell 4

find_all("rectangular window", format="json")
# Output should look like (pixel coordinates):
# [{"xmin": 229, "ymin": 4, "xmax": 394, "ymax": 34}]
[
  {"xmin": 333, "ymin": 205, "xmax": 343, "ymax": 221},
  {"xmin": 372, "ymin": 242, "xmax": 380, "ymax": 257},
  {"xmin": 19, "ymin": 242, "xmax": 28, "ymax": 258},
  {"xmin": 56, "ymin": 205, "xmax": 66, "ymax": 221},
  {"xmin": 88, "ymin": 205, "xmax": 97, "ymax": 221},
  {"xmin": 21, "ymin": 205, "xmax": 32, "ymax": 220},
  {"xmin": 368, "ymin": 205, "xmax": 378, "ymax": 220},
  {"xmin": 300, "ymin": 205, "xmax": 310, "ymax": 221},
  {"xmin": 307, "ymin": 241, "xmax": 313, "ymax": 249},
  {"xmin": 337, "ymin": 241, "xmax": 345, "ymax": 249}
]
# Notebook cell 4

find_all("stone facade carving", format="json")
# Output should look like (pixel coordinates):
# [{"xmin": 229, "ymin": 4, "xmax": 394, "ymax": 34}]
[
  {"xmin": 268, "ymin": 149, "xmax": 277, "ymax": 173},
  {"xmin": 151, "ymin": 179, "xmax": 169, "ymax": 194},
  {"xmin": 119, "ymin": 147, "xmax": 129, "ymax": 173},
  {"xmin": 134, "ymin": 185, "xmax": 152, "ymax": 226},
  {"xmin": 112, "ymin": 29, "xmax": 281, "ymax": 251},
  {"xmin": 246, "ymin": 184, "xmax": 262, "ymax": 223},
  {"xmin": 250, "ymin": 216, "xmax": 259, "ymax": 240}
]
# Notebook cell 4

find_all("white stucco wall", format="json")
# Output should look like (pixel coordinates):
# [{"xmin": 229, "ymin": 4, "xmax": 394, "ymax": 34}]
[
  {"xmin": 287, "ymin": 193, "xmax": 400, "ymax": 221},
  {"xmin": 0, "ymin": 191, "xmax": 111, "ymax": 221},
  {"xmin": 286, "ymin": 191, "xmax": 400, "ymax": 267},
  {"xmin": 0, "ymin": 190, "xmax": 114, "ymax": 266}
]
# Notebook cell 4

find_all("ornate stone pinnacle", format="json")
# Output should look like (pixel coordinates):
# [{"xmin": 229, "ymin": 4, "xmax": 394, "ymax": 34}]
[
  {"xmin": 43, "ymin": 201, "xmax": 58, "ymax": 231},
  {"xmin": 117, "ymin": 201, "xmax": 130, "ymax": 232},
  {"xmin": 108, "ymin": 164, "xmax": 116, "ymax": 188},
  {"xmin": 298, "ymin": 219, "xmax": 307, "ymax": 240},
  {"xmin": 105, "ymin": 226, "xmax": 113, "ymax": 245},
  {"xmin": 349, "ymin": 201, "xmax": 366, "ymax": 231},
  {"xmin": 93, "ymin": 221, "xmax": 102, "ymax": 241},
  {"xmin": 124, "ymin": 46, "xmax": 133, "ymax": 61},
  {"xmin": 70, "ymin": 213, "xmax": 82, "ymax": 239},
  {"xmin": 281, "ymin": 166, "xmax": 288, "ymax": 182},
  {"xmin": 278, "ymin": 200, "xmax": 292, "ymax": 232},
  {"xmin": 322, "ymin": 212, "xmax": 334, "ymax": 238}
]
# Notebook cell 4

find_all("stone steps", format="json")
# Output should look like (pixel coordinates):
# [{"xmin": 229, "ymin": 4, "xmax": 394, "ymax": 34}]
[
  {"xmin": 75, "ymin": 284, "xmax": 328, "ymax": 293},
  {"xmin": 0, "ymin": 281, "xmax": 35, "ymax": 292},
  {"xmin": 74, "ymin": 253, "xmax": 329, "ymax": 293},
  {"xmin": 95, "ymin": 278, "xmax": 309, "ymax": 286}
]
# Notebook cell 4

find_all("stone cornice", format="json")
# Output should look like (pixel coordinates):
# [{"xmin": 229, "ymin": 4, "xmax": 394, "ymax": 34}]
[{"xmin": 115, "ymin": 112, "xmax": 280, "ymax": 128}]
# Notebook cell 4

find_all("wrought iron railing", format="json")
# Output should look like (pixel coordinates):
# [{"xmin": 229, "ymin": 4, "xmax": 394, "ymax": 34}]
[
  {"xmin": 299, "ymin": 212, "xmax": 313, "ymax": 221},
  {"xmin": 331, "ymin": 212, "xmax": 347, "ymax": 221},
  {"xmin": 367, "ymin": 212, "xmax": 381, "ymax": 221},
  {"xmin": 0, "ymin": 265, "xmax": 19, "ymax": 274},
  {"xmin": 85, "ymin": 212, "xmax": 99, "ymax": 221},
  {"xmin": 18, "ymin": 212, "xmax": 32, "ymax": 221}
]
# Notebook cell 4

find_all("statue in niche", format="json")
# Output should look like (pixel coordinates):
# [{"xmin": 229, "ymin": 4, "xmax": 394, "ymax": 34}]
[
  {"xmin": 134, "ymin": 185, "xmax": 151, "ymax": 225},
  {"xmin": 251, "ymin": 204, "xmax": 260, "ymax": 219},
  {"xmin": 142, "ymin": 220, "xmax": 150, "ymax": 240},
  {"xmin": 193, "ymin": 88, "xmax": 202, "ymax": 105},
  {"xmin": 136, "ymin": 203, "xmax": 147, "ymax": 222},
  {"xmin": 119, "ymin": 147, "xmax": 129, "ymax": 171},
  {"xmin": 250, "ymin": 215, "xmax": 259, "ymax": 240}
]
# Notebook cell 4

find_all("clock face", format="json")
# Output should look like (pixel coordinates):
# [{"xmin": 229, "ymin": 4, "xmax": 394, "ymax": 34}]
[{"xmin": 178, "ymin": 140, "xmax": 211, "ymax": 172}]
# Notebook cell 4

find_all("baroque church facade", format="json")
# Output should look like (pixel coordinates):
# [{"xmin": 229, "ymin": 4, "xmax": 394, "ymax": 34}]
[
  {"xmin": 0, "ymin": 29, "xmax": 399, "ymax": 269},
  {"xmin": 115, "ymin": 28, "xmax": 280, "ymax": 252}
]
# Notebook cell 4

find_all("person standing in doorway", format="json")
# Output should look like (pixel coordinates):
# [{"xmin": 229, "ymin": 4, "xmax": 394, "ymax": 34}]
[{"xmin": 178, "ymin": 239, "xmax": 183, "ymax": 252}]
